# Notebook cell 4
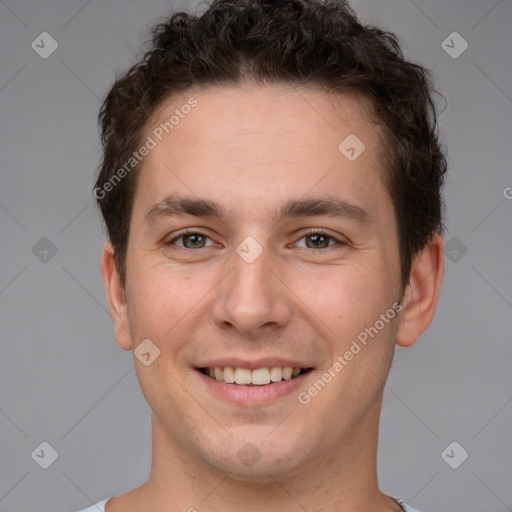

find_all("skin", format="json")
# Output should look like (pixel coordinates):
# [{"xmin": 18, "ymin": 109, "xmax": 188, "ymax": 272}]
[{"xmin": 101, "ymin": 83, "xmax": 444, "ymax": 512}]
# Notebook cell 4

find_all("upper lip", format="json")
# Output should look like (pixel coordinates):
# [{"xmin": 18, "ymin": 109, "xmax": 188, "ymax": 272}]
[{"xmin": 196, "ymin": 357, "xmax": 313, "ymax": 370}]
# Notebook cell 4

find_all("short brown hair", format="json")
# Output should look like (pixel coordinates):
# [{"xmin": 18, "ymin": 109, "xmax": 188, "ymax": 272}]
[{"xmin": 95, "ymin": 0, "xmax": 447, "ymax": 289}]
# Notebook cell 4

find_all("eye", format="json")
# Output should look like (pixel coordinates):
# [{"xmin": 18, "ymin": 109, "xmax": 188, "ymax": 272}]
[
  {"xmin": 294, "ymin": 229, "xmax": 344, "ymax": 250},
  {"xmin": 166, "ymin": 230, "xmax": 215, "ymax": 249},
  {"xmin": 165, "ymin": 229, "xmax": 345, "ymax": 251}
]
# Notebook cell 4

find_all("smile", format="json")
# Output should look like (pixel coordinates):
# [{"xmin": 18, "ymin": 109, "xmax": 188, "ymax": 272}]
[{"xmin": 198, "ymin": 366, "xmax": 312, "ymax": 386}]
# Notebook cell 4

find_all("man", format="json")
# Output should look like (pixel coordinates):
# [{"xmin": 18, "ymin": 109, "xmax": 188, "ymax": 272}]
[{"xmin": 83, "ymin": 0, "xmax": 446, "ymax": 510}]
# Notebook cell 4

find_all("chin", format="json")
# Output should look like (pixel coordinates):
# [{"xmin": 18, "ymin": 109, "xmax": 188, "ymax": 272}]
[
  {"xmin": 207, "ymin": 451, "xmax": 304, "ymax": 480},
  {"xmin": 197, "ymin": 430, "xmax": 311, "ymax": 479}
]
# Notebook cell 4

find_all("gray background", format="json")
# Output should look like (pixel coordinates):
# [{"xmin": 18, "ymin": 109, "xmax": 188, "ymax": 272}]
[{"xmin": 1, "ymin": 0, "xmax": 511, "ymax": 511}]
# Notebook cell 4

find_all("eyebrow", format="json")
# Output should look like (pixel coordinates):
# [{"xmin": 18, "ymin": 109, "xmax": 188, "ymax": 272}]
[{"xmin": 144, "ymin": 194, "xmax": 371, "ymax": 226}]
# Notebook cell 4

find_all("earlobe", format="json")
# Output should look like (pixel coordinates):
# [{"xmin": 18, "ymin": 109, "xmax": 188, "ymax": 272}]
[
  {"xmin": 395, "ymin": 233, "xmax": 444, "ymax": 347},
  {"xmin": 101, "ymin": 241, "xmax": 133, "ymax": 350}
]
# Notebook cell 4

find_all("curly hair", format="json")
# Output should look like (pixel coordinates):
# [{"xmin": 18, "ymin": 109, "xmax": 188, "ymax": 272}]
[{"xmin": 95, "ymin": 0, "xmax": 447, "ymax": 289}]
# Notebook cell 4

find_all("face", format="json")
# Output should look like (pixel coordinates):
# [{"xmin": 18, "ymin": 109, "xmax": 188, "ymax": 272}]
[{"xmin": 115, "ymin": 84, "xmax": 405, "ymax": 477}]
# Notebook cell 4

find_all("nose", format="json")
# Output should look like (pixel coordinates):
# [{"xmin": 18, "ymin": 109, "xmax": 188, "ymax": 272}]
[{"xmin": 211, "ymin": 241, "xmax": 292, "ymax": 339}]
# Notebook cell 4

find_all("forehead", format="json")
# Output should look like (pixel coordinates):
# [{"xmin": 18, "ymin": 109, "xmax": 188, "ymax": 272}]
[
  {"xmin": 150, "ymin": 83, "xmax": 378, "ymax": 149},
  {"xmin": 134, "ymin": 84, "xmax": 389, "ymax": 223}
]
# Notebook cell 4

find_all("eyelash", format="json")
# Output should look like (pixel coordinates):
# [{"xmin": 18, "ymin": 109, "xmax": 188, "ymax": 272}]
[{"xmin": 165, "ymin": 228, "xmax": 345, "ymax": 251}]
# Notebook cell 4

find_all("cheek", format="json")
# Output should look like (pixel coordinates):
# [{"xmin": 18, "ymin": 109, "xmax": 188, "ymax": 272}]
[
  {"xmin": 127, "ymin": 261, "xmax": 202, "ymax": 337},
  {"xmin": 134, "ymin": 363, "xmax": 197, "ymax": 435},
  {"xmin": 290, "ymin": 260, "xmax": 394, "ymax": 333},
  {"xmin": 130, "ymin": 261, "xmax": 218, "ymax": 350}
]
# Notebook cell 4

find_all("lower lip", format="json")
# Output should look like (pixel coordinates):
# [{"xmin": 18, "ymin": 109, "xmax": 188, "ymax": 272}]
[{"xmin": 196, "ymin": 369, "xmax": 312, "ymax": 406}]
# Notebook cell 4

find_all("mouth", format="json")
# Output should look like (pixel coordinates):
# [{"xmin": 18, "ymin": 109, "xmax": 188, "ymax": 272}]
[{"xmin": 197, "ymin": 366, "xmax": 313, "ymax": 386}]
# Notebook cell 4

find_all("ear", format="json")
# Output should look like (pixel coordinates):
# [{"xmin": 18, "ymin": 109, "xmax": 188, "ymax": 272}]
[
  {"xmin": 395, "ymin": 232, "xmax": 444, "ymax": 347},
  {"xmin": 101, "ymin": 241, "xmax": 133, "ymax": 350}
]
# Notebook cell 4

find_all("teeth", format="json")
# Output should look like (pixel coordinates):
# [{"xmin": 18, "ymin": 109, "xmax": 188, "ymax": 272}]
[
  {"xmin": 234, "ymin": 367, "xmax": 252, "ymax": 385},
  {"xmin": 251, "ymin": 368, "xmax": 271, "ymax": 385},
  {"xmin": 214, "ymin": 367, "xmax": 223, "ymax": 381},
  {"xmin": 269, "ymin": 366, "xmax": 283, "ymax": 382},
  {"xmin": 222, "ymin": 366, "xmax": 235, "ymax": 384},
  {"xmin": 204, "ymin": 366, "xmax": 305, "ymax": 385},
  {"xmin": 223, "ymin": 366, "xmax": 235, "ymax": 383},
  {"xmin": 282, "ymin": 367, "xmax": 293, "ymax": 380}
]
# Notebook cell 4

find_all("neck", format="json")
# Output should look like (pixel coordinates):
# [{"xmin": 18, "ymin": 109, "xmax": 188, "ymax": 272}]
[{"xmin": 132, "ymin": 397, "xmax": 400, "ymax": 512}]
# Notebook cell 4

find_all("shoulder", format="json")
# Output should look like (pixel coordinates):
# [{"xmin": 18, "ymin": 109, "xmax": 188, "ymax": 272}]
[
  {"xmin": 75, "ymin": 498, "xmax": 110, "ymax": 512},
  {"xmin": 390, "ymin": 495, "xmax": 423, "ymax": 512},
  {"xmin": 402, "ymin": 505, "xmax": 422, "ymax": 512}
]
